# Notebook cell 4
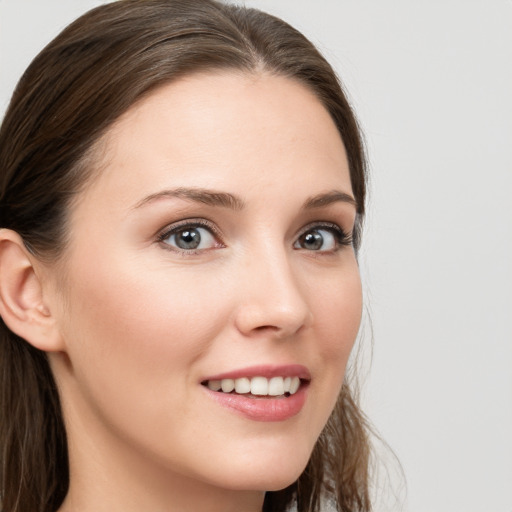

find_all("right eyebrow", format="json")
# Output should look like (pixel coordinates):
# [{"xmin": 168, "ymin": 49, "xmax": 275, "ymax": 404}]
[
  {"xmin": 132, "ymin": 187, "xmax": 246, "ymax": 211},
  {"xmin": 302, "ymin": 190, "xmax": 357, "ymax": 210}
]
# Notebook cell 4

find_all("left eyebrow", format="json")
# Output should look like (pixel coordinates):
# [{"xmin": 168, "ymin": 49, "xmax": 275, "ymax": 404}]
[{"xmin": 302, "ymin": 190, "xmax": 357, "ymax": 210}]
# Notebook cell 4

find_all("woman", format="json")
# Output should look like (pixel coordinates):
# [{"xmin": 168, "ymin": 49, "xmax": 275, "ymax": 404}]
[{"xmin": 0, "ymin": 1, "xmax": 372, "ymax": 511}]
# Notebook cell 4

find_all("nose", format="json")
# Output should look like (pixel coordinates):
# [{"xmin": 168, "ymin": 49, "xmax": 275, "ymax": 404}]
[{"xmin": 233, "ymin": 248, "xmax": 312, "ymax": 339}]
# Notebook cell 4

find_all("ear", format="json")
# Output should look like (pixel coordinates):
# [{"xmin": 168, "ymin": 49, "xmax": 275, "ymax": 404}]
[{"xmin": 0, "ymin": 229, "xmax": 64, "ymax": 352}]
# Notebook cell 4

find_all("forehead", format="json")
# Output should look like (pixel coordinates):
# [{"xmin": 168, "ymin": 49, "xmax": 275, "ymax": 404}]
[{"xmin": 78, "ymin": 72, "xmax": 352, "ymax": 209}]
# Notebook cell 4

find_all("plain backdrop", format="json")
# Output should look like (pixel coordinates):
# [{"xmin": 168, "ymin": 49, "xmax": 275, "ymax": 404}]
[{"xmin": 1, "ymin": 1, "xmax": 511, "ymax": 511}]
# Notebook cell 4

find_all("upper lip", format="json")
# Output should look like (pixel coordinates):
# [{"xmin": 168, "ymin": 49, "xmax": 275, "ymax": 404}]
[{"xmin": 201, "ymin": 364, "xmax": 311, "ymax": 382}]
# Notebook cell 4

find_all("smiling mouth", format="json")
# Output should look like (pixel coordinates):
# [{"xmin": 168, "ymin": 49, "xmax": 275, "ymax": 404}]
[{"xmin": 202, "ymin": 376, "xmax": 304, "ymax": 398}]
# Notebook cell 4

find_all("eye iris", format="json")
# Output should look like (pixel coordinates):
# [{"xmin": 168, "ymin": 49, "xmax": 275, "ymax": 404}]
[
  {"xmin": 175, "ymin": 228, "xmax": 201, "ymax": 250},
  {"xmin": 301, "ymin": 231, "xmax": 323, "ymax": 250}
]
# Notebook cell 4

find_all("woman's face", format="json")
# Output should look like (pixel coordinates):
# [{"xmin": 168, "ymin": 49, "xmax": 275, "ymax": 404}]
[{"xmin": 49, "ymin": 73, "xmax": 362, "ymax": 496}]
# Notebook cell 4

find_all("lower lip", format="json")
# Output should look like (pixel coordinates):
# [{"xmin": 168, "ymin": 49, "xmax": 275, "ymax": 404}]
[{"xmin": 203, "ymin": 384, "xmax": 308, "ymax": 422}]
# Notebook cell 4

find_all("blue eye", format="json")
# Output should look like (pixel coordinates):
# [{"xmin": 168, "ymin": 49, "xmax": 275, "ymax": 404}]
[
  {"xmin": 160, "ymin": 224, "xmax": 218, "ymax": 252},
  {"xmin": 294, "ymin": 225, "xmax": 351, "ymax": 252}
]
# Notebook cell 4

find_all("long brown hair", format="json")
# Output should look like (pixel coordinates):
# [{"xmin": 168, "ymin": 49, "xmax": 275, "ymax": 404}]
[{"xmin": 0, "ymin": 1, "xmax": 371, "ymax": 511}]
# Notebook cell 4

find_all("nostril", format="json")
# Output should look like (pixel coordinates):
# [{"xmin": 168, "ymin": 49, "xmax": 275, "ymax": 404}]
[{"xmin": 254, "ymin": 325, "xmax": 279, "ymax": 332}]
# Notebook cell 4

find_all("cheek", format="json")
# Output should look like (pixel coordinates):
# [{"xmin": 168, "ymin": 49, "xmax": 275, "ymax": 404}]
[
  {"xmin": 307, "ymin": 261, "xmax": 363, "ymax": 409},
  {"xmin": 57, "ymin": 250, "xmax": 227, "ymax": 417},
  {"xmin": 314, "ymin": 261, "xmax": 362, "ymax": 358}
]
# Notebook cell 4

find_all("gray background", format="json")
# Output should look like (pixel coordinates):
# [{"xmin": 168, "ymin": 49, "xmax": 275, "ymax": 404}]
[{"xmin": 1, "ymin": 1, "xmax": 511, "ymax": 511}]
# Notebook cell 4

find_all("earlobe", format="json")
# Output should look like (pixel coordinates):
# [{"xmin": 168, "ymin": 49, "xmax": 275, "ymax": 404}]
[{"xmin": 0, "ymin": 229, "xmax": 63, "ymax": 352}]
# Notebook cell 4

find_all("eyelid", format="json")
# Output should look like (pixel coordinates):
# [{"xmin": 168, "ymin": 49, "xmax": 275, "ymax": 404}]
[
  {"xmin": 156, "ymin": 218, "xmax": 224, "ymax": 250},
  {"xmin": 295, "ymin": 221, "xmax": 353, "ymax": 249}
]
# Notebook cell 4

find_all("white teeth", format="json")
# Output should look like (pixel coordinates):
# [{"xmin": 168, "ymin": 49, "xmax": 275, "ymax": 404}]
[
  {"xmin": 207, "ymin": 380, "xmax": 222, "ymax": 391},
  {"xmin": 289, "ymin": 376, "xmax": 300, "ymax": 394},
  {"xmin": 221, "ymin": 379, "xmax": 235, "ymax": 393},
  {"xmin": 268, "ymin": 376, "xmax": 285, "ymax": 396},
  {"xmin": 250, "ymin": 376, "xmax": 268, "ymax": 396},
  {"xmin": 234, "ymin": 377, "xmax": 251, "ymax": 394},
  {"xmin": 207, "ymin": 376, "xmax": 302, "ymax": 396}
]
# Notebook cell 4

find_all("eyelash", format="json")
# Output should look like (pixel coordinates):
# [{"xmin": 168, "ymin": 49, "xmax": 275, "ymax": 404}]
[
  {"xmin": 157, "ymin": 219, "xmax": 224, "ymax": 254},
  {"xmin": 156, "ymin": 219, "xmax": 353, "ymax": 254},
  {"xmin": 295, "ymin": 222, "xmax": 353, "ymax": 252}
]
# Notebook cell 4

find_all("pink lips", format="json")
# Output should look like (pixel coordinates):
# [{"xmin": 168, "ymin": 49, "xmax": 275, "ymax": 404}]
[{"xmin": 201, "ymin": 364, "xmax": 310, "ymax": 422}]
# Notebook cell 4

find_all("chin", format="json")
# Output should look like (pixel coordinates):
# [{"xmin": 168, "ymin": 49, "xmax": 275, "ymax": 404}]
[
  {"xmin": 222, "ymin": 470, "xmax": 304, "ymax": 493},
  {"xmin": 208, "ymin": 445, "xmax": 312, "ymax": 493}
]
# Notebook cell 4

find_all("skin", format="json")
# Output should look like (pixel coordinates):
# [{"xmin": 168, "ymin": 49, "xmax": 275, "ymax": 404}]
[{"xmin": 38, "ymin": 72, "xmax": 363, "ymax": 512}]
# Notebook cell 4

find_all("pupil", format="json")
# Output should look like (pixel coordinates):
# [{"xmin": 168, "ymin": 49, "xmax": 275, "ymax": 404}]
[
  {"xmin": 303, "ymin": 231, "xmax": 323, "ymax": 250},
  {"xmin": 176, "ymin": 228, "xmax": 201, "ymax": 249}
]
